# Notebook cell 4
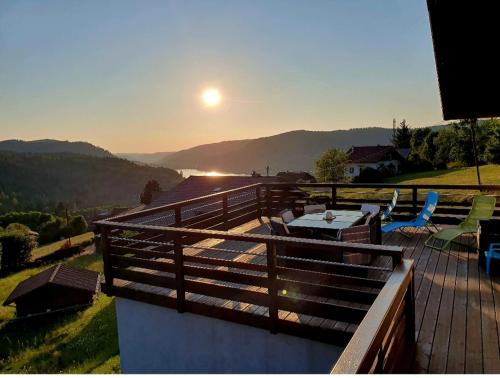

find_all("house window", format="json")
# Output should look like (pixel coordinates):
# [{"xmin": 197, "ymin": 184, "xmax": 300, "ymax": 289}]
[{"xmin": 349, "ymin": 167, "xmax": 354, "ymax": 174}]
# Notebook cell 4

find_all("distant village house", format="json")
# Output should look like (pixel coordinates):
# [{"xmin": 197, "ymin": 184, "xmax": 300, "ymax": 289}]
[{"xmin": 346, "ymin": 145, "xmax": 407, "ymax": 179}]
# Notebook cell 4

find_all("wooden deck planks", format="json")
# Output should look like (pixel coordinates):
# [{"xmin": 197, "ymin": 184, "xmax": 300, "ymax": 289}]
[
  {"xmin": 479, "ymin": 259, "xmax": 500, "ymax": 373},
  {"xmin": 466, "ymin": 244, "xmax": 484, "ymax": 373},
  {"xmin": 446, "ymin": 237, "xmax": 469, "ymax": 373}
]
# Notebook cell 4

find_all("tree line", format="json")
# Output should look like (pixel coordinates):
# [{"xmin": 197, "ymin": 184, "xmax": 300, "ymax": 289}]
[{"xmin": 313, "ymin": 119, "xmax": 500, "ymax": 182}]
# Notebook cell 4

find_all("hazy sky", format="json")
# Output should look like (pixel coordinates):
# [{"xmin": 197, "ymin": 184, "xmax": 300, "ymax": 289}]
[{"xmin": 0, "ymin": 0, "xmax": 442, "ymax": 152}]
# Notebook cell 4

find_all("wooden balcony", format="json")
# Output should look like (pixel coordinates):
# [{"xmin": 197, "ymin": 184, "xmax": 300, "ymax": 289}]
[{"xmin": 95, "ymin": 182, "xmax": 500, "ymax": 374}]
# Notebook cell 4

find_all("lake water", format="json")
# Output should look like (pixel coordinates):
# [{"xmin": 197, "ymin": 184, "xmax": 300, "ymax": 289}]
[{"xmin": 177, "ymin": 169, "xmax": 248, "ymax": 178}]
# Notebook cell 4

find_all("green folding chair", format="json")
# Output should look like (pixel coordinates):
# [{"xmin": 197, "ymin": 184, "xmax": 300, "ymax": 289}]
[{"xmin": 425, "ymin": 195, "xmax": 496, "ymax": 250}]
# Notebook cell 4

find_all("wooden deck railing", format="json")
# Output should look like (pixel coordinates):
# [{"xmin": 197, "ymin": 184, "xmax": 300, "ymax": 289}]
[
  {"xmin": 96, "ymin": 219, "xmax": 404, "ymax": 346},
  {"xmin": 331, "ymin": 259, "xmax": 415, "ymax": 373},
  {"xmin": 263, "ymin": 182, "xmax": 500, "ymax": 224}
]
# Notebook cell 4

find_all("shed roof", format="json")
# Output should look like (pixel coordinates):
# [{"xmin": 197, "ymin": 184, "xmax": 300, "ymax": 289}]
[{"xmin": 3, "ymin": 264, "xmax": 99, "ymax": 305}]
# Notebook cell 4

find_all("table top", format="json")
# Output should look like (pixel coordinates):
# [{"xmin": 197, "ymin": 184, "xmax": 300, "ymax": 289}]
[{"xmin": 287, "ymin": 210, "xmax": 365, "ymax": 231}]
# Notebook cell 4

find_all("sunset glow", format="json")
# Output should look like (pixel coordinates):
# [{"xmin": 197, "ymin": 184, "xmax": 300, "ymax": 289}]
[{"xmin": 201, "ymin": 88, "xmax": 222, "ymax": 107}]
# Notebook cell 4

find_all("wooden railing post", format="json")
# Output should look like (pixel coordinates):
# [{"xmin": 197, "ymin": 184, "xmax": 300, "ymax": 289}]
[
  {"xmin": 173, "ymin": 232, "xmax": 185, "ymax": 313},
  {"xmin": 412, "ymin": 187, "xmax": 418, "ymax": 216},
  {"xmin": 222, "ymin": 194, "xmax": 229, "ymax": 230},
  {"xmin": 266, "ymin": 241, "xmax": 278, "ymax": 334},
  {"xmin": 174, "ymin": 206, "xmax": 182, "ymax": 227},
  {"xmin": 405, "ymin": 268, "xmax": 416, "ymax": 345},
  {"xmin": 101, "ymin": 226, "xmax": 113, "ymax": 295},
  {"xmin": 331, "ymin": 185, "xmax": 337, "ymax": 209},
  {"xmin": 256, "ymin": 186, "xmax": 262, "ymax": 219},
  {"xmin": 266, "ymin": 184, "xmax": 272, "ymax": 218}
]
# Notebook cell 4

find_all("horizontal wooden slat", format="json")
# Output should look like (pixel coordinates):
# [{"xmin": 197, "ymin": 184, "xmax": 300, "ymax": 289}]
[
  {"xmin": 110, "ymin": 254, "xmax": 175, "ymax": 273},
  {"xmin": 183, "ymin": 254, "xmax": 268, "ymax": 273},
  {"xmin": 110, "ymin": 245, "xmax": 175, "ymax": 260},
  {"xmin": 112, "ymin": 268, "xmax": 176, "ymax": 289},
  {"xmin": 277, "ymin": 296, "xmax": 367, "ymax": 323},
  {"xmin": 277, "ymin": 266, "xmax": 386, "ymax": 289},
  {"xmin": 183, "ymin": 265, "xmax": 268, "ymax": 288},
  {"xmin": 184, "ymin": 280, "xmax": 269, "ymax": 306},
  {"xmin": 276, "ymin": 278, "xmax": 377, "ymax": 305}
]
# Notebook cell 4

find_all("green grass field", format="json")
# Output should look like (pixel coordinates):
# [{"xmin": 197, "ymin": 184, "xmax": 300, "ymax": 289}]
[
  {"xmin": 307, "ymin": 164, "xmax": 500, "ymax": 202},
  {"xmin": 31, "ymin": 232, "xmax": 95, "ymax": 260},
  {"xmin": 386, "ymin": 164, "xmax": 500, "ymax": 185},
  {"xmin": 0, "ymin": 253, "xmax": 120, "ymax": 373}
]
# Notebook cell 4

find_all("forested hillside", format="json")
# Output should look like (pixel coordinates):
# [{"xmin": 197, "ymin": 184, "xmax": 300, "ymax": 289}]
[
  {"xmin": 0, "ymin": 152, "xmax": 182, "ymax": 212},
  {"xmin": 0, "ymin": 139, "xmax": 113, "ymax": 158},
  {"xmin": 158, "ymin": 128, "xmax": 395, "ymax": 174}
]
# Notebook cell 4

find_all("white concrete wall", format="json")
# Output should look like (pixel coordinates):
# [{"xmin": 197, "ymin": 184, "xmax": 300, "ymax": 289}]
[{"xmin": 116, "ymin": 298, "xmax": 343, "ymax": 373}]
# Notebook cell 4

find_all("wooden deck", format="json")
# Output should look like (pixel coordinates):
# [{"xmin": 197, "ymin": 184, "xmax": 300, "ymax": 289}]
[
  {"xmin": 380, "ymin": 228, "xmax": 500, "ymax": 374},
  {"xmin": 107, "ymin": 217, "xmax": 499, "ymax": 373}
]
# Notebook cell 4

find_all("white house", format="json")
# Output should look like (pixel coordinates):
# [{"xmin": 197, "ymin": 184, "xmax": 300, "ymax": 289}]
[{"xmin": 346, "ymin": 145, "xmax": 406, "ymax": 178}]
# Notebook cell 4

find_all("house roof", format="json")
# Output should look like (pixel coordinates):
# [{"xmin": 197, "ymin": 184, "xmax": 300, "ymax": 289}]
[
  {"xmin": 3, "ymin": 264, "xmax": 99, "ymax": 305},
  {"xmin": 347, "ymin": 145, "xmax": 402, "ymax": 164},
  {"xmin": 427, "ymin": 0, "xmax": 500, "ymax": 120},
  {"xmin": 125, "ymin": 175, "xmax": 282, "ymax": 226},
  {"xmin": 146, "ymin": 175, "xmax": 279, "ymax": 209}
]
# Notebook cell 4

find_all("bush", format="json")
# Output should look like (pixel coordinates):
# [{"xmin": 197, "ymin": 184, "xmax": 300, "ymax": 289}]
[
  {"xmin": 0, "ymin": 231, "xmax": 36, "ymax": 271},
  {"xmin": 39, "ymin": 217, "xmax": 65, "ymax": 244},
  {"xmin": 353, "ymin": 167, "xmax": 385, "ymax": 183},
  {"xmin": 70, "ymin": 215, "xmax": 88, "ymax": 235},
  {"xmin": 0, "ymin": 211, "xmax": 54, "ymax": 232},
  {"xmin": 401, "ymin": 158, "xmax": 434, "ymax": 174},
  {"xmin": 5, "ymin": 223, "xmax": 31, "ymax": 234}
]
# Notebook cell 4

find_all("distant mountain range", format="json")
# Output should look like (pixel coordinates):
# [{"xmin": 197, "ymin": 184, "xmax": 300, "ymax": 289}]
[
  {"xmin": 115, "ymin": 152, "xmax": 175, "ymax": 165},
  {"xmin": 157, "ymin": 128, "xmax": 395, "ymax": 174},
  {"xmin": 0, "ymin": 139, "xmax": 113, "ymax": 158}
]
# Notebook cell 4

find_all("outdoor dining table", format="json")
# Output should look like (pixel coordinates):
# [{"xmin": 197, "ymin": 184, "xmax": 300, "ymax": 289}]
[{"xmin": 286, "ymin": 210, "xmax": 365, "ymax": 239}]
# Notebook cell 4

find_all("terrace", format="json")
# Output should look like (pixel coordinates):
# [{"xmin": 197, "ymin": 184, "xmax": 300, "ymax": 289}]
[{"xmin": 95, "ymin": 182, "xmax": 500, "ymax": 373}]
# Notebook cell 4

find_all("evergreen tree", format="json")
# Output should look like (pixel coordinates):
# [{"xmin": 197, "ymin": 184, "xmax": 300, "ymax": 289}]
[
  {"xmin": 140, "ymin": 180, "xmax": 162, "ymax": 205},
  {"xmin": 392, "ymin": 120, "xmax": 412, "ymax": 149}
]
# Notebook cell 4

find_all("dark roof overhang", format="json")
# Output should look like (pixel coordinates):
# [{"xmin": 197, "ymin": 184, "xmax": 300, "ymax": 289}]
[{"xmin": 427, "ymin": 0, "xmax": 500, "ymax": 120}]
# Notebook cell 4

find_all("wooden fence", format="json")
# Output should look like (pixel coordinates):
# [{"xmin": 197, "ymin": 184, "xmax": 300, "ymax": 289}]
[{"xmin": 263, "ymin": 182, "xmax": 500, "ymax": 224}]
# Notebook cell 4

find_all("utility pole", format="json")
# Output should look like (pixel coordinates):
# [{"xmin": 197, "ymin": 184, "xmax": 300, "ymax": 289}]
[
  {"xmin": 469, "ymin": 118, "xmax": 482, "ymax": 185},
  {"xmin": 392, "ymin": 118, "xmax": 396, "ymax": 143},
  {"xmin": 65, "ymin": 208, "xmax": 72, "ymax": 246},
  {"xmin": 266, "ymin": 166, "xmax": 269, "ymax": 176}
]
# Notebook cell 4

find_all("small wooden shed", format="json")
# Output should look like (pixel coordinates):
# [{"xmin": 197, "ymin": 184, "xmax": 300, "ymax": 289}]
[{"xmin": 3, "ymin": 264, "xmax": 100, "ymax": 317}]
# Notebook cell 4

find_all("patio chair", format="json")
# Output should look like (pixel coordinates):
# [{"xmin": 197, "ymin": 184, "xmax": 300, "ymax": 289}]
[
  {"xmin": 339, "ymin": 224, "xmax": 373, "ymax": 265},
  {"xmin": 268, "ymin": 217, "xmax": 310, "ymax": 238},
  {"xmin": 303, "ymin": 204, "xmax": 326, "ymax": 214},
  {"xmin": 425, "ymin": 195, "xmax": 496, "ymax": 250},
  {"xmin": 280, "ymin": 209, "xmax": 295, "ymax": 224},
  {"xmin": 381, "ymin": 188, "xmax": 400, "ymax": 221},
  {"xmin": 382, "ymin": 191, "xmax": 439, "ymax": 237},
  {"xmin": 360, "ymin": 204, "xmax": 380, "ymax": 216}
]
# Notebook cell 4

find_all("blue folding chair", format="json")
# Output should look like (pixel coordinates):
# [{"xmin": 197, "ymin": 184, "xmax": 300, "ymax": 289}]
[
  {"xmin": 485, "ymin": 243, "xmax": 500, "ymax": 275},
  {"xmin": 381, "ymin": 188, "xmax": 400, "ymax": 222},
  {"xmin": 382, "ymin": 191, "xmax": 439, "ymax": 237}
]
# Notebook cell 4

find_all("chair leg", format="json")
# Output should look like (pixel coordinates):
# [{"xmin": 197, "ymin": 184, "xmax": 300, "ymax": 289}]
[{"xmin": 399, "ymin": 227, "xmax": 411, "ymax": 238}]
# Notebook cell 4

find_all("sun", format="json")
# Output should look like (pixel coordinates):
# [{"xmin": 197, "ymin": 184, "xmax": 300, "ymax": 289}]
[{"xmin": 201, "ymin": 87, "xmax": 221, "ymax": 107}]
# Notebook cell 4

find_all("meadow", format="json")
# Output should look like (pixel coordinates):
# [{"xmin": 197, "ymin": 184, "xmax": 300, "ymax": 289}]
[{"xmin": 0, "ymin": 253, "xmax": 120, "ymax": 373}]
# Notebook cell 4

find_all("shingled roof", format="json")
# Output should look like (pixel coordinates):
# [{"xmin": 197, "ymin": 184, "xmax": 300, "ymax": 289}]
[
  {"xmin": 146, "ymin": 175, "xmax": 279, "ymax": 209},
  {"xmin": 347, "ymin": 145, "xmax": 403, "ymax": 164},
  {"xmin": 3, "ymin": 264, "xmax": 99, "ymax": 305}
]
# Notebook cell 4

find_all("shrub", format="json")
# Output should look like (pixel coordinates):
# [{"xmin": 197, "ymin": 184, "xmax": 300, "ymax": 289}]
[
  {"xmin": 5, "ymin": 223, "xmax": 31, "ymax": 234},
  {"xmin": 0, "ymin": 231, "xmax": 36, "ymax": 271},
  {"xmin": 70, "ymin": 215, "xmax": 88, "ymax": 235},
  {"xmin": 39, "ymin": 217, "xmax": 65, "ymax": 244},
  {"xmin": 353, "ymin": 167, "xmax": 385, "ymax": 183},
  {"xmin": 0, "ymin": 211, "xmax": 54, "ymax": 232}
]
